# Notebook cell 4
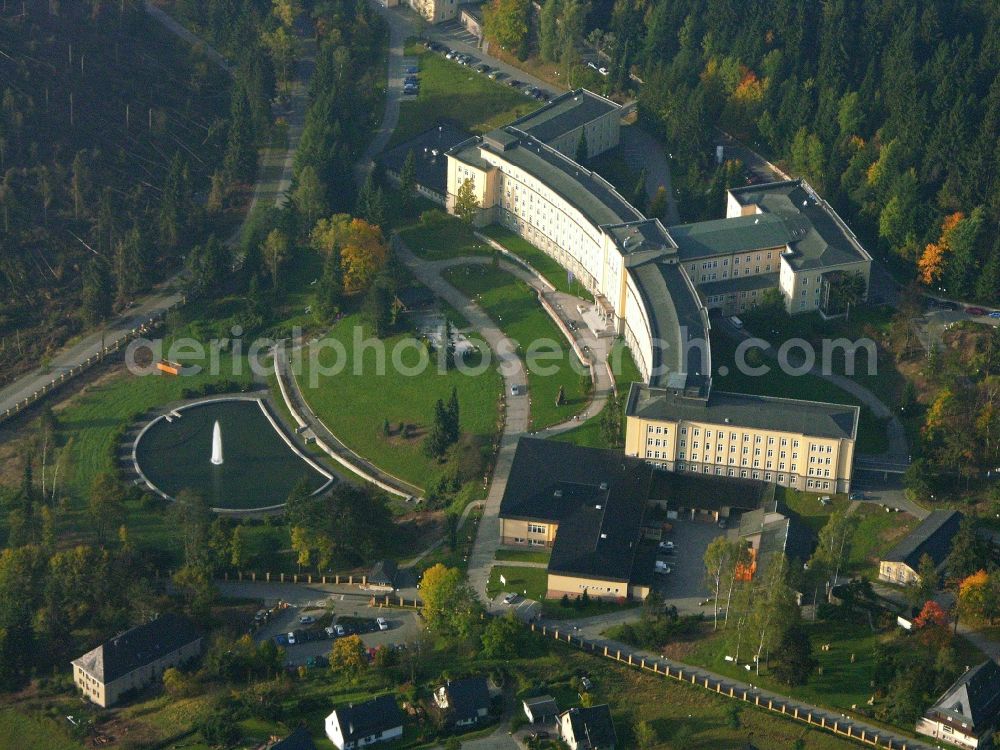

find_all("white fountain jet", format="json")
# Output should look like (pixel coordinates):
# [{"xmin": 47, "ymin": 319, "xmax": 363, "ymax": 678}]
[{"xmin": 210, "ymin": 420, "xmax": 224, "ymax": 465}]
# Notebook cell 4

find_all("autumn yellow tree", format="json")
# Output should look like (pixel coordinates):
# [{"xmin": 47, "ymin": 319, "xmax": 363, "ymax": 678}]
[
  {"xmin": 957, "ymin": 570, "xmax": 999, "ymax": 623},
  {"xmin": 329, "ymin": 634, "xmax": 367, "ymax": 678},
  {"xmin": 917, "ymin": 211, "xmax": 963, "ymax": 284},
  {"xmin": 310, "ymin": 214, "xmax": 388, "ymax": 294}
]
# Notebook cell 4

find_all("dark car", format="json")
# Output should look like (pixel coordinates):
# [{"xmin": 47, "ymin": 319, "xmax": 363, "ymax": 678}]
[
  {"xmin": 509, "ymin": 79, "xmax": 524, "ymax": 88},
  {"xmin": 404, "ymin": 65, "xmax": 418, "ymax": 74},
  {"xmin": 966, "ymin": 306, "xmax": 988, "ymax": 316}
]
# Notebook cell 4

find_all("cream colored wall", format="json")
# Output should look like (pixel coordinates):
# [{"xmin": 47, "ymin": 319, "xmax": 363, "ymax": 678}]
[
  {"xmin": 626, "ymin": 414, "xmax": 855, "ymax": 492},
  {"xmin": 75, "ymin": 639, "xmax": 202, "ymax": 708},
  {"xmin": 500, "ymin": 518, "xmax": 558, "ymax": 546},
  {"xmin": 546, "ymin": 111, "xmax": 621, "ymax": 160},
  {"xmin": 879, "ymin": 560, "xmax": 918, "ymax": 585},
  {"xmin": 547, "ymin": 573, "xmax": 628, "ymax": 600}
]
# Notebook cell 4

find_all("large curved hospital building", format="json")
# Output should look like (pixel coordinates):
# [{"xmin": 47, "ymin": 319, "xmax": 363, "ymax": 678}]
[{"xmin": 445, "ymin": 90, "xmax": 871, "ymax": 493}]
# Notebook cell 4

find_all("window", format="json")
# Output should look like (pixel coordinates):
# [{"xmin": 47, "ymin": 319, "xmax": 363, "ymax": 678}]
[{"xmin": 527, "ymin": 523, "xmax": 546, "ymax": 534}]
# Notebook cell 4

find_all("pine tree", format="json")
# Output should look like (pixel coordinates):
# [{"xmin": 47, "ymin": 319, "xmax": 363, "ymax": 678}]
[
  {"xmin": 363, "ymin": 278, "xmax": 392, "ymax": 337},
  {"xmin": 631, "ymin": 167, "xmax": 648, "ymax": 212},
  {"xmin": 399, "ymin": 149, "xmax": 417, "ymax": 211},
  {"xmin": 293, "ymin": 165, "xmax": 327, "ymax": 230},
  {"xmin": 446, "ymin": 386, "xmax": 460, "ymax": 444},
  {"xmin": 357, "ymin": 172, "xmax": 375, "ymax": 221},
  {"xmin": 81, "ymin": 258, "xmax": 112, "ymax": 325},
  {"xmin": 539, "ymin": 0, "xmax": 560, "ymax": 62},
  {"xmin": 369, "ymin": 186, "xmax": 388, "ymax": 229},
  {"xmin": 424, "ymin": 399, "xmax": 451, "ymax": 459},
  {"xmin": 224, "ymin": 88, "xmax": 258, "ymax": 184},
  {"xmin": 113, "ymin": 225, "xmax": 147, "ymax": 305}
]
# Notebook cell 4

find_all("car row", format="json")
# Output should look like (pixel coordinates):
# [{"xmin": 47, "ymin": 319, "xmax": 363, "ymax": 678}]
[
  {"xmin": 585, "ymin": 60, "xmax": 609, "ymax": 76},
  {"xmin": 422, "ymin": 40, "xmax": 552, "ymax": 100},
  {"xmin": 276, "ymin": 616, "xmax": 388, "ymax": 647}
]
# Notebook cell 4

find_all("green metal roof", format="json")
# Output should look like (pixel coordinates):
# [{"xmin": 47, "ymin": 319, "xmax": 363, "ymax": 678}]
[
  {"xmin": 669, "ymin": 213, "xmax": 790, "ymax": 259},
  {"xmin": 510, "ymin": 89, "xmax": 620, "ymax": 144}
]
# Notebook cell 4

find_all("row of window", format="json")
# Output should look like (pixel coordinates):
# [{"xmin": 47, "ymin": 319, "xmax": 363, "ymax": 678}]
[{"xmin": 651, "ymin": 460, "xmax": 834, "ymax": 491}]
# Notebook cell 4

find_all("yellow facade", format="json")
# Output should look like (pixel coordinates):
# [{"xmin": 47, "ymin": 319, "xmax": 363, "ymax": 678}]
[
  {"xmin": 624, "ymin": 413, "xmax": 856, "ymax": 494},
  {"xmin": 500, "ymin": 518, "xmax": 559, "ymax": 547}
]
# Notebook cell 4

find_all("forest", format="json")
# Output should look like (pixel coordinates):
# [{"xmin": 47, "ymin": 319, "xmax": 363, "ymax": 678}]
[{"xmin": 489, "ymin": 0, "xmax": 1000, "ymax": 303}]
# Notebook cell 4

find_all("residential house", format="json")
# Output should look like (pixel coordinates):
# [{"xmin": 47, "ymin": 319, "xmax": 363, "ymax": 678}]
[
  {"xmin": 915, "ymin": 661, "xmax": 1000, "ymax": 748},
  {"xmin": 878, "ymin": 510, "xmax": 963, "ymax": 585},
  {"xmin": 265, "ymin": 725, "xmax": 317, "ymax": 749},
  {"xmin": 325, "ymin": 695, "xmax": 404, "ymax": 750},
  {"xmin": 71, "ymin": 613, "xmax": 201, "ymax": 708},
  {"xmin": 522, "ymin": 695, "xmax": 559, "ymax": 724},
  {"xmin": 558, "ymin": 705, "xmax": 618, "ymax": 750},
  {"xmin": 433, "ymin": 676, "xmax": 491, "ymax": 727}
]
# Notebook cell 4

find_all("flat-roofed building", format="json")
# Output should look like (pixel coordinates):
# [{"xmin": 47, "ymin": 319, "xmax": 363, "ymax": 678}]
[
  {"xmin": 444, "ymin": 89, "xmax": 870, "ymax": 494},
  {"xmin": 624, "ymin": 381, "xmax": 859, "ymax": 494},
  {"xmin": 498, "ymin": 438, "xmax": 654, "ymax": 601}
]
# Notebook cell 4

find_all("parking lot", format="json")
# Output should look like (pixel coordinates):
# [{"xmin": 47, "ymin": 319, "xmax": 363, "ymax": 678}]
[
  {"xmin": 247, "ymin": 592, "xmax": 423, "ymax": 667},
  {"xmin": 652, "ymin": 518, "xmax": 727, "ymax": 614}
]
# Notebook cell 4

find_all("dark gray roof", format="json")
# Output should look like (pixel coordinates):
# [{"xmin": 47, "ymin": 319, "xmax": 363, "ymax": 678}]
[
  {"xmin": 509, "ymin": 89, "xmax": 620, "ymax": 144},
  {"xmin": 443, "ymin": 676, "xmax": 491, "ymax": 722},
  {"xmin": 523, "ymin": 694, "xmax": 559, "ymax": 718},
  {"xmin": 332, "ymin": 695, "xmax": 403, "ymax": 741},
  {"xmin": 562, "ymin": 705, "xmax": 618, "ymax": 749},
  {"xmin": 72, "ymin": 613, "xmax": 201, "ymax": 684},
  {"xmin": 882, "ymin": 510, "xmax": 963, "ymax": 570},
  {"xmin": 627, "ymin": 259, "xmax": 711, "ymax": 389},
  {"xmin": 626, "ymin": 383, "xmax": 859, "ymax": 441},
  {"xmin": 926, "ymin": 661, "xmax": 1000, "ymax": 733},
  {"xmin": 379, "ymin": 124, "xmax": 470, "ymax": 196},
  {"xmin": 697, "ymin": 272, "xmax": 780, "ymax": 297},
  {"xmin": 369, "ymin": 559, "xmax": 398, "ymax": 587},
  {"xmin": 449, "ymin": 129, "xmax": 642, "ymax": 227},
  {"xmin": 648, "ymin": 470, "xmax": 773, "ymax": 513},
  {"xmin": 727, "ymin": 180, "xmax": 871, "ymax": 270},
  {"xmin": 669, "ymin": 213, "xmax": 791, "ymax": 260},
  {"xmin": 270, "ymin": 726, "xmax": 317, "ymax": 750},
  {"xmin": 499, "ymin": 438, "xmax": 652, "ymax": 584}
]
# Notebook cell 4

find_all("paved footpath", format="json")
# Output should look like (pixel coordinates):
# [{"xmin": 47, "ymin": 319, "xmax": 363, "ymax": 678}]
[{"xmin": 394, "ymin": 240, "xmax": 529, "ymax": 606}]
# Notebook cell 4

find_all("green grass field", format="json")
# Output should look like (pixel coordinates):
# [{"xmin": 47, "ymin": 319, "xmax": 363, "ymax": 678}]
[
  {"xmin": 488, "ymin": 564, "xmax": 549, "ymax": 599},
  {"xmin": 398, "ymin": 212, "xmax": 494, "ymax": 261},
  {"xmin": 0, "ymin": 710, "xmax": 82, "ymax": 750},
  {"xmin": 495, "ymin": 548, "xmax": 551, "ymax": 564},
  {"xmin": 297, "ymin": 312, "xmax": 502, "ymax": 490},
  {"xmin": 443, "ymin": 264, "xmax": 588, "ymax": 430},
  {"xmin": 389, "ymin": 40, "xmax": 539, "ymax": 148},
  {"xmin": 711, "ymin": 331, "xmax": 889, "ymax": 454},
  {"xmin": 478, "ymin": 225, "xmax": 593, "ymax": 300},
  {"xmin": 848, "ymin": 504, "xmax": 919, "ymax": 578}
]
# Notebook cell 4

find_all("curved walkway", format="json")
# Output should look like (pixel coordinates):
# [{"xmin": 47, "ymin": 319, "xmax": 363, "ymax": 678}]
[
  {"xmin": 425, "ymin": 254, "xmax": 615, "ymax": 433},
  {"xmin": 394, "ymin": 238, "xmax": 529, "ymax": 604}
]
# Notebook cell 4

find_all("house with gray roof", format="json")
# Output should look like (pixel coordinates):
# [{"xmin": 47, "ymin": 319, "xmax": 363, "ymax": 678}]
[
  {"xmin": 879, "ymin": 510, "xmax": 963, "ymax": 586},
  {"xmin": 325, "ymin": 694, "xmax": 404, "ymax": 750},
  {"xmin": 558, "ymin": 705, "xmax": 618, "ymax": 749},
  {"xmin": 915, "ymin": 660, "xmax": 1000, "ymax": 748},
  {"xmin": 71, "ymin": 612, "xmax": 202, "ymax": 707}
]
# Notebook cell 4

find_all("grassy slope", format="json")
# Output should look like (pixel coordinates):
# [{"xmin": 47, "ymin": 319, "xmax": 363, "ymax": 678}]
[
  {"xmin": 478, "ymin": 225, "xmax": 594, "ymax": 300},
  {"xmin": 442, "ymin": 264, "xmax": 587, "ymax": 430},
  {"xmin": 0, "ymin": 710, "xmax": 82, "ymax": 750},
  {"xmin": 297, "ymin": 313, "xmax": 502, "ymax": 490},
  {"xmin": 398, "ymin": 215, "xmax": 493, "ymax": 261},
  {"xmin": 389, "ymin": 41, "xmax": 539, "ymax": 148}
]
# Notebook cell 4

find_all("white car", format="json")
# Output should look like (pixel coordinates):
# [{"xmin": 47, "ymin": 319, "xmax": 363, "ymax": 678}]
[
  {"xmin": 502, "ymin": 592, "xmax": 519, "ymax": 605},
  {"xmin": 299, "ymin": 615, "xmax": 316, "ymax": 625},
  {"xmin": 598, "ymin": 66, "xmax": 609, "ymax": 76},
  {"xmin": 377, "ymin": 617, "xmax": 389, "ymax": 631},
  {"xmin": 657, "ymin": 540, "xmax": 675, "ymax": 552},
  {"xmin": 334, "ymin": 624, "xmax": 346, "ymax": 636},
  {"xmin": 287, "ymin": 631, "xmax": 296, "ymax": 645},
  {"xmin": 654, "ymin": 561, "xmax": 672, "ymax": 575},
  {"xmin": 324, "ymin": 625, "xmax": 337, "ymax": 637}
]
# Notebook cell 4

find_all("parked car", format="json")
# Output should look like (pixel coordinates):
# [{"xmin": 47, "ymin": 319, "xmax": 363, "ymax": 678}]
[
  {"xmin": 299, "ymin": 614, "xmax": 316, "ymax": 625},
  {"xmin": 477, "ymin": 63, "xmax": 490, "ymax": 73},
  {"xmin": 580, "ymin": 677, "xmax": 593, "ymax": 691},
  {"xmin": 849, "ymin": 491, "xmax": 865, "ymax": 500},
  {"xmin": 488, "ymin": 70, "xmax": 503, "ymax": 79},
  {"xmin": 654, "ymin": 560, "xmax": 672, "ymax": 575},
  {"xmin": 403, "ymin": 84, "xmax": 419, "ymax": 95},
  {"xmin": 530, "ymin": 731, "xmax": 551, "ymax": 741},
  {"xmin": 989, "ymin": 311, "xmax": 1000, "ymax": 319},
  {"xmin": 598, "ymin": 66, "xmax": 609, "ymax": 76},
  {"xmin": 502, "ymin": 592, "xmax": 519, "ymax": 605},
  {"xmin": 657, "ymin": 540, "xmax": 675, "ymax": 552},
  {"xmin": 445, "ymin": 50, "xmax": 456, "ymax": 59},
  {"xmin": 966, "ymin": 306, "xmax": 988, "ymax": 316},
  {"xmin": 377, "ymin": 617, "xmax": 389, "ymax": 631},
  {"xmin": 324, "ymin": 625, "xmax": 337, "ymax": 638},
  {"xmin": 254, "ymin": 609, "xmax": 268, "ymax": 622},
  {"xmin": 274, "ymin": 633, "xmax": 288, "ymax": 646},
  {"xmin": 510, "ymin": 384, "xmax": 524, "ymax": 396},
  {"xmin": 334, "ymin": 624, "xmax": 346, "ymax": 636},
  {"xmin": 509, "ymin": 79, "xmax": 524, "ymax": 88},
  {"xmin": 286, "ymin": 632, "xmax": 296, "ymax": 645},
  {"xmin": 404, "ymin": 65, "xmax": 418, "ymax": 74},
  {"xmin": 728, "ymin": 315, "xmax": 744, "ymax": 329},
  {"xmin": 586, "ymin": 60, "xmax": 598, "ymax": 70},
  {"xmin": 717, "ymin": 518, "xmax": 727, "ymax": 528}
]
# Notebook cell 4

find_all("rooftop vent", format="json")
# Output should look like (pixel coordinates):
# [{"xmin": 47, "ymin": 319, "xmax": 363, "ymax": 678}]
[
  {"xmin": 600, "ymin": 533, "xmax": 608, "ymax": 539},
  {"xmin": 553, "ymin": 489, "xmax": 563, "ymax": 498},
  {"xmin": 599, "ymin": 482, "xmax": 608, "ymax": 491}
]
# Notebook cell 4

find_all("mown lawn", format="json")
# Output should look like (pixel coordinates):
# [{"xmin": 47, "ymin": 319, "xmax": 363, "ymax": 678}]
[
  {"xmin": 0, "ymin": 709, "xmax": 82, "ymax": 750},
  {"xmin": 487, "ymin": 564, "xmax": 549, "ymax": 600},
  {"xmin": 398, "ymin": 212, "xmax": 493, "ymax": 261},
  {"xmin": 848, "ymin": 504, "xmax": 919, "ymax": 578},
  {"xmin": 297, "ymin": 312, "xmax": 502, "ymax": 491},
  {"xmin": 683, "ymin": 620, "xmax": 897, "ymax": 720},
  {"xmin": 389, "ymin": 40, "xmax": 539, "ymax": 148},
  {"xmin": 443, "ymin": 264, "xmax": 588, "ymax": 430},
  {"xmin": 478, "ymin": 224, "xmax": 593, "ymax": 300},
  {"xmin": 711, "ymin": 331, "xmax": 890, "ymax": 454},
  {"xmin": 495, "ymin": 548, "xmax": 551, "ymax": 564},
  {"xmin": 778, "ymin": 486, "xmax": 849, "ymax": 534}
]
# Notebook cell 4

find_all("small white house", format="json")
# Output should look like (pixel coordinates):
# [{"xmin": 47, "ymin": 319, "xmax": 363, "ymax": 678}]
[
  {"xmin": 523, "ymin": 695, "xmax": 559, "ymax": 724},
  {"xmin": 559, "ymin": 705, "xmax": 617, "ymax": 750},
  {"xmin": 325, "ymin": 695, "xmax": 403, "ymax": 750},
  {"xmin": 915, "ymin": 661, "xmax": 1000, "ymax": 749}
]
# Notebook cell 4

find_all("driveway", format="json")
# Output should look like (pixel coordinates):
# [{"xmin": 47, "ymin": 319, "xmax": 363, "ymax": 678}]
[{"xmin": 652, "ymin": 518, "xmax": 718, "ymax": 612}]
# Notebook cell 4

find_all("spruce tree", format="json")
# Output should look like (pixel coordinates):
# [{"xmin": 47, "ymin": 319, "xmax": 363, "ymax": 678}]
[
  {"xmin": 399, "ymin": 149, "xmax": 417, "ymax": 211},
  {"xmin": 315, "ymin": 245, "xmax": 343, "ymax": 322},
  {"xmin": 224, "ymin": 88, "xmax": 258, "ymax": 184},
  {"xmin": 446, "ymin": 386, "xmax": 460, "ymax": 444},
  {"xmin": 575, "ymin": 130, "xmax": 589, "ymax": 165},
  {"xmin": 424, "ymin": 399, "xmax": 451, "ymax": 458},
  {"xmin": 81, "ymin": 258, "xmax": 113, "ymax": 325}
]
